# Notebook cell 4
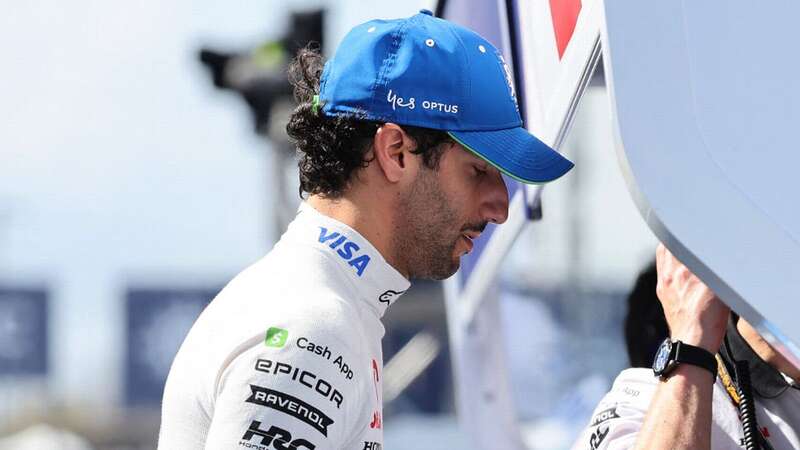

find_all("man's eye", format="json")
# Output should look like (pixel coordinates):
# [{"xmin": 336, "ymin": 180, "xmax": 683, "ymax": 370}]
[{"xmin": 473, "ymin": 165, "xmax": 487, "ymax": 176}]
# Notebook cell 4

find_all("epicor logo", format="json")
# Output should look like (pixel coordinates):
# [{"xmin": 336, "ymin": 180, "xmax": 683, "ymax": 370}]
[
  {"xmin": 318, "ymin": 227, "xmax": 370, "ymax": 277},
  {"xmin": 240, "ymin": 420, "xmax": 316, "ymax": 450},
  {"xmin": 254, "ymin": 359, "xmax": 344, "ymax": 408}
]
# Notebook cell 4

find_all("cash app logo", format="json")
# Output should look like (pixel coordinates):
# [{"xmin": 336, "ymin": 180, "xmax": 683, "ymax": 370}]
[{"xmin": 264, "ymin": 327, "xmax": 289, "ymax": 348}]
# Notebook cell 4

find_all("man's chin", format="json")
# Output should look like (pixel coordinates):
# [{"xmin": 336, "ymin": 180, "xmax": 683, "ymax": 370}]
[
  {"xmin": 413, "ymin": 258, "xmax": 460, "ymax": 281},
  {"xmin": 437, "ymin": 256, "xmax": 462, "ymax": 280},
  {"xmin": 440, "ymin": 261, "xmax": 461, "ymax": 280}
]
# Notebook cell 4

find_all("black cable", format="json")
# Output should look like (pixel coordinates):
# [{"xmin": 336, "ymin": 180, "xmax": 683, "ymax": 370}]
[
  {"xmin": 724, "ymin": 320, "xmax": 776, "ymax": 450},
  {"xmin": 735, "ymin": 360, "xmax": 760, "ymax": 450}
]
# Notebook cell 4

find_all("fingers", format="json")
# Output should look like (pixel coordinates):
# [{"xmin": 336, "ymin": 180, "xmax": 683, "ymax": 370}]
[
  {"xmin": 655, "ymin": 243, "xmax": 674, "ymax": 281},
  {"xmin": 656, "ymin": 243, "xmax": 677, "ymax": 301},
  {"xmin": 656, "ymin": 244, "xmax": 703, "ymax": 291},
  {"xmin": 654, "ymin": 242, "xmax": 729, "ymax": 352}
]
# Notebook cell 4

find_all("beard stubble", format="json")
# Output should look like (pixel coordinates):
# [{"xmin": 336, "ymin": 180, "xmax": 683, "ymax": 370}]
[{"xmin": 393, "ymin": 167, "xmax": 463, "ymax": 280}]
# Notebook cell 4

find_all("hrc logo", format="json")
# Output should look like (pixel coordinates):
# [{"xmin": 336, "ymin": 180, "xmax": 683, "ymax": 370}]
[{"xmin": 318, "ymin": 227, "xmax": 371, "ymax": 277}]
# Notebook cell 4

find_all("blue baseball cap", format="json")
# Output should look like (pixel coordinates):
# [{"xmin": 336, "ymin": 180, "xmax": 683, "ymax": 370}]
[{"xmin": 318, "ymin": 9, "xmax": 574, "ymax": 184}]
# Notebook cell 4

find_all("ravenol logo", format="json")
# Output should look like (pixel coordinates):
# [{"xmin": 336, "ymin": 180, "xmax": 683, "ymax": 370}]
[
  {"xmin": 317, "ymin": 227, "xmax": 371, "ymax": 277},
  {"xmin": 264, "ymin": 327, "xmax": 289, "ymax": 348}
]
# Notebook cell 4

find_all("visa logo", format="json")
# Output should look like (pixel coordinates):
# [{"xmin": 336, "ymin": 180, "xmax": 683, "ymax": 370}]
[{"xmin": 318, "ymin": 227, "xmax": 371, "ymax": 277}]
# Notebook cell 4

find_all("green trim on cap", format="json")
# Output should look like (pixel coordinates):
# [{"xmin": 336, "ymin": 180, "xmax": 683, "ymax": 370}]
[{"xmin": 447, "ymin": 132, "xmax": 548, "ymax": 185}]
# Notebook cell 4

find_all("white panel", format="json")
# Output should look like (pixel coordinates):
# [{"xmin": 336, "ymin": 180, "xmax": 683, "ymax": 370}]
[{"xmin": 602, "ymin": 0, "xmax": 800, "ymax": 364}]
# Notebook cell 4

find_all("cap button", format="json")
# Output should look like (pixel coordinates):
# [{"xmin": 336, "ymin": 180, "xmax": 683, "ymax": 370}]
[{"xmin": 419, "ymin": 9, "xmax": 434, "ymax": 16}]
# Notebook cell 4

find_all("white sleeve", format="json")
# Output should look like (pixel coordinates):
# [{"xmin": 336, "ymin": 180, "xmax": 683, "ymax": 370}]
[
  {"xmin": 203, "ymin": 324, "xmax": 365, "ymax": 450},
  {"xmin": 570, "ymin": 379, "xmax": 655, "ymax": 450}
]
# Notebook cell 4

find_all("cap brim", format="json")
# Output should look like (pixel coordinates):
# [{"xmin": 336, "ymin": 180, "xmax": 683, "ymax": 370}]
[{"xmin": 448, "ymin": 127, "xmax": 574, "ymax": 184}]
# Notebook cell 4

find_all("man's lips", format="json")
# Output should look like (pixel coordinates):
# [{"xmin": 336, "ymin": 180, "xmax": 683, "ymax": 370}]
[
  {"xmin": 460, "ymin": 233, "xmax": 478, "ymax": 253},
  {"xmin": 459, "ymin": 225, "xmax": 485, "ymax": 255},
  {"xmin": 463, "ymin": 230, "xmax": 481, "ymax": 240}
]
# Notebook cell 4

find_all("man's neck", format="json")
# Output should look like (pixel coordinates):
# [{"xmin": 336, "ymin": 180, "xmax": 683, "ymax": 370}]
[
  {"xmin": 306, "ymin": 195, "xmax": 409, "ymax": 279},
  {"xmin": 738, "ymin": 319, "xmax": 800, "ymax": 384}
]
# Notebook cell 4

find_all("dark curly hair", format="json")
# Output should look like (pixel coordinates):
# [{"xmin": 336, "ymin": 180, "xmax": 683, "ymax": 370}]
[{"xmin": 286, "ymin": 46, "xmax": 453, "ymax": 198}]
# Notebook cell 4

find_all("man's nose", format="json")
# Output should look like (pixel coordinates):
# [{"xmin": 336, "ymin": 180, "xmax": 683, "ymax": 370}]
[{"xmin": 480, "ymin": 172, "xmax": 509, "ymax": 224}]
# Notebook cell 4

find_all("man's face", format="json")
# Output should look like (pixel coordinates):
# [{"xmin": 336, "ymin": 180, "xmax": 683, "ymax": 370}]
[{"xmin": 393, "ymin": 142, "xmax": 509, "ymax": 280}]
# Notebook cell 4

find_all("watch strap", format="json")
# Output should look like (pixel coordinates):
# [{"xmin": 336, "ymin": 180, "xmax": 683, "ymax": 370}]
[{"xmin": 673, "ymin": 340, "xmax": 718, "ymax": 377}]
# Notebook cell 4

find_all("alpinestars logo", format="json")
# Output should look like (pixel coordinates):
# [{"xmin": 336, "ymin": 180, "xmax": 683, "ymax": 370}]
[
  {"xmin": 378, "ymin": 290, "xmax": 405, "ymax": 305},
  {"xmin": 240, "ymin": 421, "xmax": 316, "ymax": 450}
]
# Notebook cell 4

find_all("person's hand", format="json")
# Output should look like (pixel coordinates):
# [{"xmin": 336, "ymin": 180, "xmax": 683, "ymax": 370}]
[{"xmin": 656, "ymin": 243, "xmax": 730, "ymax": 353}]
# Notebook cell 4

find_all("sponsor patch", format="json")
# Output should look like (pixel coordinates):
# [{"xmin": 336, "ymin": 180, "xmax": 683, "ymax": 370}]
[
  {"xmin": 265, "ymin": 327, "xmax": 289, "ymax": 348},
  {"xmin": 621, "ymin": 387, "xmax": 639, "ymax": 397},
  {"xmin": 362, "ymin": 442, "xmax": 382, "ymax": 450},
  {"xmin": 254, "ymin": 359, "xmax": 344, "ymax": 408},
  {"xmin": 246, "ymin": 385, "xmax": 334, "ymax": 437},
  {"xmin": 240, "ymin": 420, "xmax": 316, "ymax": 450},
  {"xmin": 317, "ymin": 227, "xmax": 371, "ymax": 277},
  {"xmin": 295, "ymin": 336, "xmax": 354, "ymax": 380},
  {"xmin": 378, "ymin": 290, "xmax": 404, "ymax": 305},
  {"xmin": 590, "ymin": 406, "xmax": 619, "ymax": 426},
  {"xmin": 386, "ymin": 89, "xmax": 459, "ymax": 114},
  {"xmin": 497, "ymin": 53, "xmax": 518, "ymax": 111},
  {"xmin": 589, "ymin": 426, "xmax": 609, "ymax": 450},
  {"xmin": 387, "ymin": 89, "xmax": 416, "ymax": 110}
]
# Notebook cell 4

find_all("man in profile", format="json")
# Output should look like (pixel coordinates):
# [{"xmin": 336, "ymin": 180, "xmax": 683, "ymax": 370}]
[{"xmin": 158, "ymin": 9, "xmax": 573, "ymax": 450}]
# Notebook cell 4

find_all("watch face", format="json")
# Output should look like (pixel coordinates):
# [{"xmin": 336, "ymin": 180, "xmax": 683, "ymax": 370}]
[{"xmin": 653, "ymin": 339, "xmax": 673, "ymax": 374}]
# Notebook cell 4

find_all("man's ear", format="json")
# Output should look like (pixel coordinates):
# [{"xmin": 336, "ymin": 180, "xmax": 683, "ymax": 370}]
[{"xmin": 372, "ymin": 123, "xmax": 415, "ymax": 183}]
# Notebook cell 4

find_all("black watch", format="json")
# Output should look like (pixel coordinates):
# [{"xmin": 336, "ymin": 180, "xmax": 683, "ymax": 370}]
[{"xmin": 652, "ymin": 338, "xmax": 717, "ymax": 380}]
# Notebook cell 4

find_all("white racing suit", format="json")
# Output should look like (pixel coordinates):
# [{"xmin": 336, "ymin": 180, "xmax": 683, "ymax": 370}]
[
  {"xmin": 572, "ymin": 325, "xmax": 800, "ymax": 450},
  {"xmin": 158, "ymin": 202, "xmax": 409, "ymax": 450}
]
